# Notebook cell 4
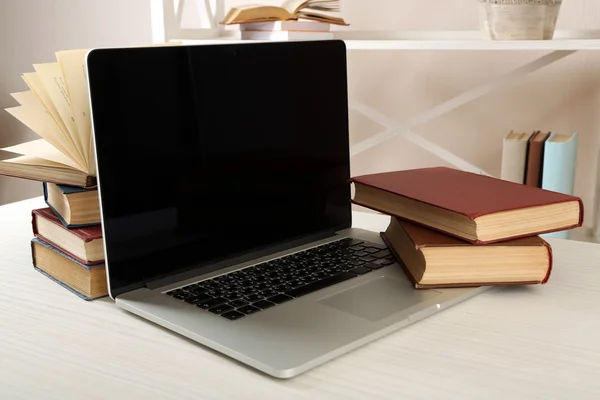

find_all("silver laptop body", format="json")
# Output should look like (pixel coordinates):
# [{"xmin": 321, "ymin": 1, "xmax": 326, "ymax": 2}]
[{"xmin": 86, "ymin": 41, "xmax": 485, "ymax": 379}]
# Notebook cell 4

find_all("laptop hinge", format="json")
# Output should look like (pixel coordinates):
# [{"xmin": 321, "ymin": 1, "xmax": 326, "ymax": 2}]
[{"xmin": 145, "ymin": 229, "xmax": 339, "ymax": 290}]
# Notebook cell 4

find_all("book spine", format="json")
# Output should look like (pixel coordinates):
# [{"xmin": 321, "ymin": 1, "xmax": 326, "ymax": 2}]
[
  {"xmin": 541, "ymin": 132, "xmax": 579, "ymax": 239},
  {"xmin": 524, "ymin": 132, "xmax": 548, "ymax": 187},
  {"xmin": 501, "ymin": 138, "xmax": 529, "ymax": 184}
]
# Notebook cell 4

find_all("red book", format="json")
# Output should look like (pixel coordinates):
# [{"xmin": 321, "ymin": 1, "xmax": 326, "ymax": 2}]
[
  {"xmin": 32, "ymin": 208, "xmax": 104, "ymax": 265},
  {"xmin": 381, "ymin": 218, "xmax": 553, "ymax": 289},
  {"xmin": 350, "ymin": 166, "xmax": 583, "ymax": 244}
]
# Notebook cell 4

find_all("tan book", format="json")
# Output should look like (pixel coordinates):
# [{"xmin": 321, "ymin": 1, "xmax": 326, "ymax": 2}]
[
  {"xmin": 500, "ymin": 130, "xmax": 533, "ymax": 184},
  {"xmin": 525, "ymin": 131, "xmax": 550, "ymax": 187},
  {"xmin": 381, "ymin": 218, "xmax": 553, "ymax": 289},
  {"xmin": 31, "ymin": 238, "xmax": 107, "ymax": 300},
  {"xmin": 221, "ymin": 0, "xmax": 348, "ymax": 26},
  {"xmin": 43, "ymin": 182, "xmax": 100, "ymax": 228}
]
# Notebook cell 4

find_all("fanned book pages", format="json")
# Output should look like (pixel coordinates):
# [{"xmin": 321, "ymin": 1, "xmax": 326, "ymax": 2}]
[
  {"xmin": 1, "ymin": 49, "xmax": 96, "ymax": 188},
  {"xmin": 1, "ymin": 42, "xmax": 180, "ymax": 188},
  {"xmin": 221, "ymin": 0, "xmax": 348, "ymax": 26}
]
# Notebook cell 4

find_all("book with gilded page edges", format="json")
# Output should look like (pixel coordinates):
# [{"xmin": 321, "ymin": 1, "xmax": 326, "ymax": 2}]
[
  {"xmin": 381, "ymin": 218, "xmax": 553, "ymax": 289},
  {"xmin": 32, "ymin": 207, "xmax": 103, "ymax": 265},
  {"xmin": 351, "ymin": 166, "xmax": 583, "ymax": 244}
]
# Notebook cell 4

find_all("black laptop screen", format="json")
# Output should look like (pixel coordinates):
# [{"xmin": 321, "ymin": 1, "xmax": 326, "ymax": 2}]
[{"xmin": 86, "ymin": 41, "xmax": 351, "ymax": 296}]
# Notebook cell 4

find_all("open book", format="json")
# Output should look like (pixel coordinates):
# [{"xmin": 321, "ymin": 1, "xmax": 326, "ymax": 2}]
[
  {"xmin": 221, "ymin": 0, "xmax": 348, "ymax": 26},
  {"xmin": 1, "ymin": 42, "xmax": 180, "ymax": 188},
  {"xmin": 0, "ymin": 49, "xmax": 97, "ymax": 188}
]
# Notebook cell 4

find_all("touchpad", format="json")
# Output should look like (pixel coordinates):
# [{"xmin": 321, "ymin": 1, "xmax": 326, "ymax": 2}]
[{"xmin": 318, "ymin": 277, "xmax": 442, "ymax": 321}]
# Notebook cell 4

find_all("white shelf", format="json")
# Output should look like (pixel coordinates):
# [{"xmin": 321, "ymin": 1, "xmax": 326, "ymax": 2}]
[{"xmin": 180, "ymin": 30, "xmax": 600, "ymax": 51}]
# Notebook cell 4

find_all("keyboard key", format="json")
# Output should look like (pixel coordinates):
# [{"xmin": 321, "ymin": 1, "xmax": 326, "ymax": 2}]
[
  {"xmin": 222, "ymin": 311, "xmax": 245, "ymax": 320},
  {"xmin": 253, "ymin": 300, "xmax": 276, "ymax": 310},
  {"xmin": 359, "ymin": 256, "xmax": 376, "ymax": 262},
  {"xmin": 197, "ymin": 297, "xmax": 227, "ymax": 309},
  {"xmin": 286, "ymin": 272, "xmax": 357, "ymax": 298},
  {"xmin": 184, "ymin": 294, "xmax": 213, "ymax": 305},
  {"xmin": 363, "ymin": 247, "xmax": 382, "ymax": 254},
  {"xmin": 241, "ymin": 288, "xmax": 257, "ymax": 296},
  {"xmin": 372, "ymin": 250, "xmax": 392, "ymax": 258},
  {"xmin": 348, "ymin": 266, "xmax": 372, "ymax": 275},
  {"xmin": 208, "ymin": 304, "xmax": 234, "ymax": 315},
  {"xmin": 238, "ymin": 305, "xmax": 260, "ymax": 315},
  {"xmin": 349, "ymin": 245, "xmax": 364, "ymax": 251},
  {"xmin": 267, "ymin": 294, "xmax": 294, "ymax": 304},
  {"xmin": 372, "ymin": 259, "xmax": 395, "ymax": 267},
  {"xmin": 224, "ymin": 292, "xmax": 243, "ymax": 301},
  {"xmin": 354, "ymin": 251, "xmax": 369, "ymax": 257},
  {"xmin": 245, "ymin": 293, "xmax": 263, "ymax": 303},
  {"xmin": 260, "ymin": 289, "xmax": 277, "ymax": 298},
  {"xmin": 229, "ymin": 299, "xmax": 249, "ymax": 308}
]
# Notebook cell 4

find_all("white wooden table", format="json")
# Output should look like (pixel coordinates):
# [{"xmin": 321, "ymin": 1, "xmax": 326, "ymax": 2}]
[{"xmin": 1, "ymin": 197, "xmax": 600, "ymax": 399}]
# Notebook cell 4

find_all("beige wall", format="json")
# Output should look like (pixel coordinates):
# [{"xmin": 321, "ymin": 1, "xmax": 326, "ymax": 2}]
[{"xmin": 1, "ymin": 0, "xmax": 599, "ymax": 231}]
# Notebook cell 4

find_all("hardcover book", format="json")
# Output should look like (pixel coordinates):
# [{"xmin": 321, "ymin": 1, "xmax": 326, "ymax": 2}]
[
  {"xmin": 350, "ymin": 166, "xmax": 583, "ymax": 244},
  {"xmin": 381, "ymin": 218, "xmax": 552, "ymax": 289},
  {"xmin": 221, "ymin": 0, "xmax": 348, "ymax": 26},
  {"xmin": 43, "ymin": 182, "xmax": 100, "ymax": 228},
  {"xmin": 500, "ymin": 130, "xmax": 533, "ymax": 184},
  {"xmin": 32, "ymin": 207, "xmax": 103, "ymax": 265},
  {"xmin": 541, "ymin": 132, "xmax": 579, "ymax": 239},
  {"xmin": 31, "ymin": 238, "xmax": 107, "ymax": 301},
  {"xmin": 524, "ymin": 131, "xmax": 550, "ymax": 187}
]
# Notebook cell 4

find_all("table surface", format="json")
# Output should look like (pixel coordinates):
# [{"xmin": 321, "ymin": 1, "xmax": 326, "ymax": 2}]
[{"xmin": 1, "ymin": 197, "xmax": 600, "ymax": 399}]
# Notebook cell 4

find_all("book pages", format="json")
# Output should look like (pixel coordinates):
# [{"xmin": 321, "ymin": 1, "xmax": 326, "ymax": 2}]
[
  {"xmin": 22, "ymin": 72, "xmax": 71, "ymax": 144},
  {"xmin": 8, "ymin": 93, "xmax": 86, "ymax": 170},
  {"xmin": 1, "ymin": 139, "xmax": 86, "ymax": 172},
  {"xmin": 56, "ymin": 49, "xmax": 94, "ymax": 174},
  {"xmin": 33, "ymin": 63, "xmax": 85, "ymax": 163}
]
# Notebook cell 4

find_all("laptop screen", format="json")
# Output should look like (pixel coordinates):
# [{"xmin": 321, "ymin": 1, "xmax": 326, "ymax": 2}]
[{"xmin": 87, "ymin": 41, "xmax": 351, "ymax": 296}]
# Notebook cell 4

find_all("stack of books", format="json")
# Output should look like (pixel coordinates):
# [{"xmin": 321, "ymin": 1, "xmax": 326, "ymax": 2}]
[
  {"xmin": 350, "ymin": 166, "xmax": 584, "ymax": 289},
  {"xmin": 500, "ymin": 130, "xmax": 578, "ymax": 238},
  {"xmin": 31, "ymin": 184, "xmax": 106, "ymax": 300},
  {"xmin": 221, "ymin": 0, "xmax": 348, "ymax": 41},
  {"xmin": 0, "ymin": 48, "xmax": 109, "ymax": 300}
]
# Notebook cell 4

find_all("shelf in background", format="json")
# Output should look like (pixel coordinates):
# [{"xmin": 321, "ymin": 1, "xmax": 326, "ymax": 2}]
[{"xmin": 180, "ymin": 29, "xmax": 600, "ymax": 51}]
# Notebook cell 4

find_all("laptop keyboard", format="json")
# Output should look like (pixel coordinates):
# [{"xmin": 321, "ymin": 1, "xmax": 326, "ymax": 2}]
[{"xmin": 165, "ymin": 238, "xmax": 395, "ymax": 320}]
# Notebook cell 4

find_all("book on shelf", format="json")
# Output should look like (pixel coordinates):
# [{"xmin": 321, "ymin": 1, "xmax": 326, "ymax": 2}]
[
  {"xmin": 381, "ymin": 218, "xmax": 552, "ymax": 289},
  {"xmin": 241, "ymin": 30, "xmax": 334, "ymax": 40},
  {"xmin": 500, "ymin": 130, "xmax": 533, "ymax": 184},
  {"xmin": 43, "ymin": 182, "xmax": 100, "ymax": 228},
  {"xmin": 221, "ymin": 0, "xmax": 348, "ymax": 26},
  {"xmin": 32, "ymin": 207, "xmax": 104, "ymax": 265},
  {"xmin": 540, "ymin": 132, "xmax": 579, "ymax": 239},
  {"xmin": 31, "ymin": 237, "xmax": 107, "ymax": 301},
  {"xmin": 350, "ymin": 166, "xmax": 583, "ymax": 244},
  {"xmin": 239, "ymin": 20, "xmax": 331, "ymax": 31},
  {"xmin": 525, "ymin": 131, "xmax": 550, "ymax": 187}
]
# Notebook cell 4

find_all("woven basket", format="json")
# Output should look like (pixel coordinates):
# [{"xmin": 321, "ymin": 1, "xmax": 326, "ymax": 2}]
[{"xmin": 477, "ymin": 0, "xmax": 563, "ymax": 40}]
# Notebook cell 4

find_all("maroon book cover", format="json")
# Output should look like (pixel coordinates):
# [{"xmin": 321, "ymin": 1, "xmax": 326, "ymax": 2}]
[
  {"xmin": 350, "ymin": 166, "xmax": 583, "ymax": 243},
  {"xmin": 32, "ymin": 208, "xmax": 103, "ymax": 265}
]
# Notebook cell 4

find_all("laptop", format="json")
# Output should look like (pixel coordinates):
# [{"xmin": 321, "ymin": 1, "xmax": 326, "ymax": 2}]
[{"xmin": 86, "ymin": 40, "xmax": 485, "ymax": 378}]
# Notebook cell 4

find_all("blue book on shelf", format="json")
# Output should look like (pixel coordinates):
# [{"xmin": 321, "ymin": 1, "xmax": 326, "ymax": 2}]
[{"xmin": 541, "ymin": 132, "xmax": 579, "ymax": 239}]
